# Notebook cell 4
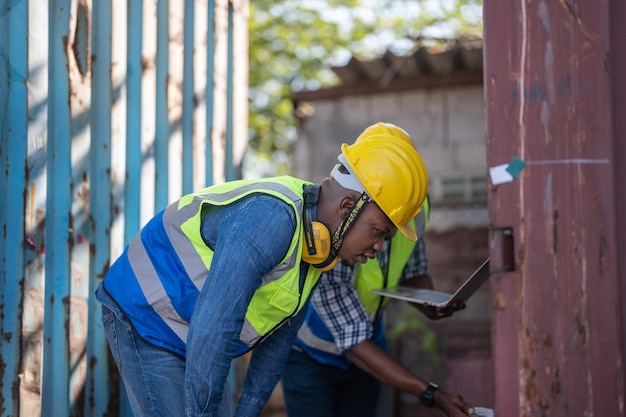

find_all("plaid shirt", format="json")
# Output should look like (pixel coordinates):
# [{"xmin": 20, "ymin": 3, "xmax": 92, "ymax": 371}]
[{"xmin": 310, "ymin": 235, "xmax": 428, "ymax": 351}]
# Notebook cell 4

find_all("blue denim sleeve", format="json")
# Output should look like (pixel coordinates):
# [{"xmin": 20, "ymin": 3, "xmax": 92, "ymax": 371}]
[
  {"xmin": 235, "ymin": 300, "xmax": 309, "ymax": 416},
  {"xmin": 184, "ymin": 195, "xmax": 297, "ymax": 417}
]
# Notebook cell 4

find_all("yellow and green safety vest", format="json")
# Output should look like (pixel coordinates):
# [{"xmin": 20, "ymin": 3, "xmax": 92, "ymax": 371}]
[{"xmin": 103, "ymin": 176, "xmax": 321, "ymax": 357}]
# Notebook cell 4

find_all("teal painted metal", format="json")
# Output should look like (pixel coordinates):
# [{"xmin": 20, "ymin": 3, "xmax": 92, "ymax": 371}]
[
  {"xmin": 206, "ymin": 0, "xmax": 215, "ymax": 187},
  {"xmin": 183, "ymin": 0, "xmax": 195, "ymax": 194},
  {"xmin": 86, "ymin": 1, "xmax": 113, "ymax": 415},
  {"xmin": 21, "ymin": 1, "xmax": 48, "ymax": 416},
  {"xmin": 41, "ymin": 1, "xmax": 73, "ymax": 415},
  {"xmin": 0, "ymin": 0, "xmax": 28, "ymax": 414},
  {"xmin": 155, "ymin": 0, "xmax": 170, "ymax": 211},
  {"xmin": 0, "ymin": 1, "xmax": 245, "ymax": 415},
  {"xmin": 225, "ymin": 2, "xmax": 235, "ymax": 181},
  {"xmin": 122, "ymin": 4, "xmax": 144, "ymax": 413},
  {"xmin": 126, "ymin": 0, "xmax": 144, "ymax": 243}
]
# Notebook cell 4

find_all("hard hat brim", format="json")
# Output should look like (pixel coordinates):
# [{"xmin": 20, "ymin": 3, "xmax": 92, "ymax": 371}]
[{"xmin": 398, "ymin": 212, "xmax": 419, "ymax": 242}]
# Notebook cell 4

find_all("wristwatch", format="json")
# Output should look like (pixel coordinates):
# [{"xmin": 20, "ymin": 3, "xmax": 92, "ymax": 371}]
[{"xmin": 418, "ymin": 382, "xmax": 439, "ymax": 408}]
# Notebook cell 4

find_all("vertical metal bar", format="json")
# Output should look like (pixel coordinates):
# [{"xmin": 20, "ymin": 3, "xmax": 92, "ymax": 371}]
[
  {"xmin": 109, "ymin": 0, "xmax": 127, "ymax": 259},
  {"xmin": 0, "ymin": 0, "xmax": 28, "ymax": 414},
  {"xmin": 483, "ymin": 3, "xmax": 522, "ymax": 416},
  {"xmin": 22, "ymin": 0, "xmax": 49, "ymax": 414},
  {"xmin": 610, "ymin": 0, "xmax": 626, "ymax": 389},
  {"xmin": 224, "ymin": 1, "xmax": 235, "ymax": 181},
  {"xmin": 166, "ymin": 2, "xmax": 184, "ymax": 201},
  {"xmin": 66, "ymin": 2, "xmax": 91, "ymax": 412},
  {"xmin": 182, "ymin": 0, "xmax": 195, "ymax": 194},
  {"xmin": 41, "ymin": 1, "xmax": 72, "ymax": 414},
  {"xmin": 86, "ymin": 1, "xmax": 113, "ymax": 416},
  {"xmin": 192, "ymin": 0, "xmax": 208, "ymax": 191},
  {"xmin": 205, "ymin": 0, "xmax": 215, "ymax": 186},
  {"xmin": 139, "ymin": 0, "xmax": 158, "ymax": 225},
  {"xmin": 126, "ymin": 0, "xmax": 143, "ymax": 240},
  {"xmin": 155, "ymin": 0, "xmax": 169, "ymax": 210}
]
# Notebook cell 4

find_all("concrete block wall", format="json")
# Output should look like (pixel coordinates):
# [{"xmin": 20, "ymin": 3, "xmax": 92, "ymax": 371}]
[{"xmin": 293, "ymin": 85, "xmax": 487, "ymax": 208}]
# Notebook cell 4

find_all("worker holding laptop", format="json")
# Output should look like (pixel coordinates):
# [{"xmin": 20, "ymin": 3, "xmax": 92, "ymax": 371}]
[
  {"xmin": 373, "ymin": 258, "xmax": 490, "ymax": 308},
  {"xmin": 281, "ymin": 123, "xmax": 480, "ymax": 417}
]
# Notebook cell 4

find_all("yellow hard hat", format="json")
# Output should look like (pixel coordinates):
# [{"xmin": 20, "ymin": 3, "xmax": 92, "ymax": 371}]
[
  {"xmin": 355, "ymin": 122, "xmax": 413, "ymax": 145},
  {"xmin": 340, "ymin": 135, "xmax": 428, "ymax": 241}
]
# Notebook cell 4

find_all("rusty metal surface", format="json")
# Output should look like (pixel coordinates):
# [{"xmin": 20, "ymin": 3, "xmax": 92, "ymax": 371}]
[
  {"xmin": 0, "ymin": 0, "xmax": 249, "ymax": 415},
  {"xmin": 485, "ymin": 1, "xmax": 625, "ymax": 416},
  {"xmin": 610, "ymin": 1, "xmax": 626, "ymax": 403},
  {"xmin": 1, "ymin": 0, "xmax": 28, "ymax": 415}
]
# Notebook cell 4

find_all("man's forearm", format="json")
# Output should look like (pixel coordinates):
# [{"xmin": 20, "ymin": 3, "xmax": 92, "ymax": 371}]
[{"xmin": 345, "ymin": 339, "xmax": 429, "ymax": 397}]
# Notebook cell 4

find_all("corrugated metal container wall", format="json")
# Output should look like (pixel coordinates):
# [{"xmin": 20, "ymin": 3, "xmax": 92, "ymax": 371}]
[
  {"xmin": 484, "ymin": 1, "xmax": 626, "ymax": 417},
  {"xmin": 0, "ymin": 0, "xmax": 249, "ymax": 415}
]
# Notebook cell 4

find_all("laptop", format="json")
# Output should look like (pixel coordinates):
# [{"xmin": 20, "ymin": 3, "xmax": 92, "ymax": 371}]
[{"xmin": 372, "ymin": 258, "xmax": 490, "ymax": 308}]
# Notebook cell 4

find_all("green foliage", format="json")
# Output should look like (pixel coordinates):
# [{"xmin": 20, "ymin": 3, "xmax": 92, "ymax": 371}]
[
  {"xmin": 387, "ymin": 306, "xmax": 439, "ymax": 356},
  {"xmin": 248, "ymin": 0, "xmax": 371, "ymax": 173},
  {"xmin": 247, "ymin": 0, "xmax": 483, "ymax": 176}
]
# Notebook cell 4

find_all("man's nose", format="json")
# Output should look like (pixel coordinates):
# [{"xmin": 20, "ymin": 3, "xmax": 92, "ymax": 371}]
[{"xmin": 372, "ymin": 237, "xmax": 384, "ymax": 253}]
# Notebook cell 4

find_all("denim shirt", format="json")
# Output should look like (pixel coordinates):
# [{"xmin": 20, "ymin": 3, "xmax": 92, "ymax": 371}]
[{"xmin": 187, "ymin": 193, "xmax": 307, "ymax": 416}]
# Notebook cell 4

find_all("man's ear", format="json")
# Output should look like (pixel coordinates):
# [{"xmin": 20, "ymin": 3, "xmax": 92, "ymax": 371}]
[{"xmin": 339, "ymin": 195, "xmax": 356, "ymax": 217}]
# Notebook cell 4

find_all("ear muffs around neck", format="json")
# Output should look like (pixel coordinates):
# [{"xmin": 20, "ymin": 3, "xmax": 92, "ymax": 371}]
[{"xmin": 301, "ymin": 184, "xmax": 339, "ymax": 272}]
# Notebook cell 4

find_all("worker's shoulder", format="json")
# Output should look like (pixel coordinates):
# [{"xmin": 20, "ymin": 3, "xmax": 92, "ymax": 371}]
[{"xmin": 240, "ymin": 193, "xmax": 299, "ymax": 222}]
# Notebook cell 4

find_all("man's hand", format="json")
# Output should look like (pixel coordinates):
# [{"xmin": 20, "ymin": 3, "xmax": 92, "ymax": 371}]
[
  {"xmin": 416, "ymin": 300, "xmax": 466, "ymax": 320},
  {"xmin": 403, "ymin": 274, "xmax": 466, "ymax": 320},
  {"xmin": 434, "ymin": 389, "xmax": 475, "ymax": 416}
]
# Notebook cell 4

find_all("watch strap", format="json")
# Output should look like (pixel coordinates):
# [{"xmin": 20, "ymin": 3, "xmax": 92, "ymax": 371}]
[{"xmin": 418, "ymin": 382, "xmax": 439, "ymax": 408}]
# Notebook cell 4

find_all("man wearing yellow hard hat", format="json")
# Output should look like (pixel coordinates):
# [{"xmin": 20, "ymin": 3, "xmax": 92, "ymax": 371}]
[
  {"xmin": 94, "ymin": 123, "xmax": 445, "ymax": 417},
  {"xmin": 282, "ymin": 123, "xmax": 475, "ymax": 417}
]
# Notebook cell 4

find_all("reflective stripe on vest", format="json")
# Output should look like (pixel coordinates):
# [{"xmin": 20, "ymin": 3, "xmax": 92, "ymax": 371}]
[
  {"xmin": 104, "ymin": 176, "xmax": 321, "ymax": 356},
  {"xmin": 295, "ymin": 304, "xmax": 387, "ymax": 369},
  {"xmin": 297, "ymin": 320, "xmax": 341, "ymax": 355}
]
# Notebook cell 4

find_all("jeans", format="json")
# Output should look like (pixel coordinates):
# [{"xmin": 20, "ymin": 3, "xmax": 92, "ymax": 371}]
[
  {"xmin": 281, "ymin": 347, "xmax": 380, "ymax": 417},
  {"xmin": 99, "ymin": 285, "xmax": 233, "ymax": 417}
]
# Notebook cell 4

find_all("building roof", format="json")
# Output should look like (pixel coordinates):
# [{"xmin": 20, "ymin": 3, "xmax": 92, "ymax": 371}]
[{"xmin": 294, "ymin": 37, "xmax": 484, "ymax": 103}]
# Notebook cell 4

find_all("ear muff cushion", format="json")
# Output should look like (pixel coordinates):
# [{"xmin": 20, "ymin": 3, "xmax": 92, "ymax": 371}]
[
  {"xmin": 302, "ymin": 221, "xmax": 331, "ymax": 264},
  {"xmin": 301, "ymin": 221, "xmax": 339, "ymax": 271},
  {"xmin": 301, "ymin": 183, "xmax": 339, "ymax": 271}
]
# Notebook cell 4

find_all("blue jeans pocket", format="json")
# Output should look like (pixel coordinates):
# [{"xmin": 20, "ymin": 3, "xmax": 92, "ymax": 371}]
[{"xmin": 101, "ymin": 305, "xmax": 122, "ymax": 369}]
